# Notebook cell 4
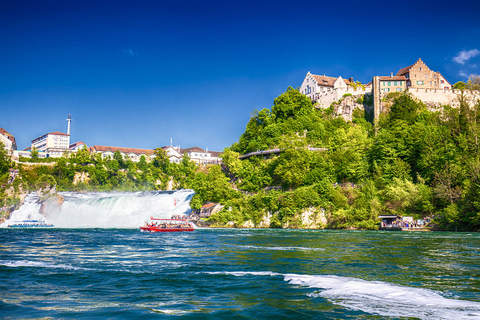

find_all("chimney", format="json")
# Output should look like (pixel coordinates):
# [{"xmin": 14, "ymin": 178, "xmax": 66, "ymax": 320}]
[{"xmin": 391, "ymin": 72, "xmax": 393, "ymax": 77}]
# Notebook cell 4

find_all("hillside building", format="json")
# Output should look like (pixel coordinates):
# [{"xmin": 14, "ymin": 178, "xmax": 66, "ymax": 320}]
[
  {"xmin": 302, "ymin": 58, "xmax": 478, "ymax": 122},
  {"xmin": 299, "ymin": 72, "xmax": 372, "ymax": 115},
  {"xmin": 89, "ymin": 145, "xmax": 156, "ymax": 162},
  {"xmin": 0, "ymin": 128, "xmax": 17, "ymax": 156},
  {"xmin": 161, "ymin": 146, "xmax": 183, "ymax": 163},
  {"xmin": 396, "ymin": 58, "xmax": 451, "ymax": 90},
  {"xmin": 31, "ymin": 131, "xmax": 71, "ymax": 158},
  {"xmin": 180, "ymin": 146, "xmax": 222, "ymax": 164},
  {"xmin": 69, "ymin": 141, "xmax": 87, "ymax": 152}
]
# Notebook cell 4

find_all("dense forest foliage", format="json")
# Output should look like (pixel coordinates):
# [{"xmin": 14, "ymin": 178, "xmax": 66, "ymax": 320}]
[
  {"xmin": 1, "ymin": 86, "xmax": 480, "ymax": 230},
  {"xmin": 216, "ymin": 88, "xmax": 480, "ymax": 231}
]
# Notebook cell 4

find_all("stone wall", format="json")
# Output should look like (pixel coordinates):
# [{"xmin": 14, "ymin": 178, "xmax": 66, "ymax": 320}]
[
  {"xmin": 407, "ymin": 88, "xmax": 480, "ymax": 108},
  {"xmin": 314, "ymin": 86, "xmax": 372, "ymax": 109}
]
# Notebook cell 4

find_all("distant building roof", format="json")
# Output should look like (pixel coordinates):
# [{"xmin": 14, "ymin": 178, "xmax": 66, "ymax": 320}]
[
  {"xmin": 90, "ymin": 145, "xmax": 155, "ymax": 155},
  {"xmin": 0, "ymin": 128, "xmax": 17, "ymax": 150},
  {"xmin": 181, "ymin": 146, "xmax": 206, "ymax": 154},
  {"xmin": 69, "ymin": 141, "xmax": 86, "ymax": 149},
  {"xmin": 48, "ymin": 131, "xmax": 70, "ymax": 136},
  {"xmin": 311, "ymin": 74, "xmax": 351, "ymax": 87},
  {"xmin": 378, "ymin": 76, "xmax": 407, "ymax": 81},
  {"xmin": 179, "ymin": 146, "xmax": 223, "ymax": 157}
]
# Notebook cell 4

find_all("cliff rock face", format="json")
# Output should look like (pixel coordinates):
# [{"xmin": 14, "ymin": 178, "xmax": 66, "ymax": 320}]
[
  {"xmin": 212, "ymin": 207, "xmax": 328, "ymax": 229},
  {"xmin": 73, "ymin": 172, "xmax": 90, "ymax": 185}
]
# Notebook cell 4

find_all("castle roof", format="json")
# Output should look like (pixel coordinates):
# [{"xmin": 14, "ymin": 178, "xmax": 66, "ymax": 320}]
[
  {"xmin": 396, "ymin": 65, "xmax": 413, "ymax": 76},
  {"xmin": 311, "ymin": 74, "xmax": 351, "ymax": 87}
]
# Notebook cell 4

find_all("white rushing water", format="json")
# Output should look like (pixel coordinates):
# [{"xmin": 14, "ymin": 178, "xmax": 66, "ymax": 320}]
[
  {"xmin": 205, "ymin": 271, "xmax": 480, "ymax": 320},
  {"xmin": 285, "ymin": 274, "xmax": 480, "ymax": 320},
  {"xmin": 1, "ymin": 189, "xmax": 194, "ymax": 228}
]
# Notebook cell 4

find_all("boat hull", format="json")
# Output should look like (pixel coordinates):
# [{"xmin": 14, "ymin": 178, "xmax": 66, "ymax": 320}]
[
  {"xmin": 8, "ymin": 224, "xmax": 54, "ymax": 228},
  {"xmin": 140, "ymin": 226, "xmax": 194, "ymax": 232}
]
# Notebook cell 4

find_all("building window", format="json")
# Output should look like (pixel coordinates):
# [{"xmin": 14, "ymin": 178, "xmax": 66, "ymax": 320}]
[
  {"xmin": 397, "ymin": 88, "xmax": 402, "ymax": 92},
  {"xmin": 417, "ymin": 81, "xmax": 424, "ymax": 85},
  {"xmin": 394, "ymin": 81, "xmax": 397, "ymax": 86},
  {"xmin": 430, "ymin": 81, "xmax": 432, "ymax": 86},
  {"xmin": 388, "ymin": 81, "xmax": 391, "ymax": 86},
  {"xmin": 419, "ymin": 68, "xmax": 422, "ymax": 71},
  {"xmin": 441, "ymin": 80, "xmax": 444, "ymax": 84}
]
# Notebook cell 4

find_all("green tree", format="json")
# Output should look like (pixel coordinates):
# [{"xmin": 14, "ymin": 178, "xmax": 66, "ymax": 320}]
[
  {"xmin": 31, "ymin": 147, "xmax": 39, "ymax": 160},
  {"xmin": 453, "ymin": 81, "xmax": 466, "ymax": 89},
  {"xmin": 153, "ymin": 148, "xmax": 171, "ymax": 174},
  {"xmin": 0, "ymin": 142, "xmax": 10, "ymax": 174}
]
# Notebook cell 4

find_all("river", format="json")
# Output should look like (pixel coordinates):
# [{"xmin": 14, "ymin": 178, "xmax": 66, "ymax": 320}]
[{"xmin": 1, "ymin": 228, "xmax": 479, "ymax": 319}]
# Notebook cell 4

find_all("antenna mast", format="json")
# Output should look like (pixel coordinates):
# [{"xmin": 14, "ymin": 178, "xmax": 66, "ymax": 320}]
[{"xmin": 66, "ymin": 114, "xmax": 72, "ymax": 135}]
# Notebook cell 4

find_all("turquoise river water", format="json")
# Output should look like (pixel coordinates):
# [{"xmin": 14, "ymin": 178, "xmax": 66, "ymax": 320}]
[{"xmin": 1, "ymin": 228, "xmax": 480, "ymax": 319}]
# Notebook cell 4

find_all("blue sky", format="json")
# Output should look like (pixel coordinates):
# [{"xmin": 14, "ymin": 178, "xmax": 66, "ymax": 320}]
[{"xmin": 1, "ymin": 0, "xmax": 479, "ymax": 151}]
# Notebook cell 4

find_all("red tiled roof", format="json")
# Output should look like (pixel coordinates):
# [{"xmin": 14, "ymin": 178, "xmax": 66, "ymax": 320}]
[
  {"xmin": 201, "ymin": 203, "xmax": 217, "ymax": 208},
  {"xmin": 396, "ymin": 64, "xmax": 413, "ymax": 76},
  {"xmin": 69, "ymin": 141, "xmax": 85, "ymax": 148},
  {"xmin": 311, "ymin": 74, "xmax": 351, "ymax": 87},
  {"xmin": 379, "ymin": 76, "xmax": 407, "ymax": 81},
  {"xmin": 91, "ymin": 145, "xmax": 155, "ymax": 155},
  {"xmin": 48, "ymin": 131, "xmax": 70, "ymax": 136}
]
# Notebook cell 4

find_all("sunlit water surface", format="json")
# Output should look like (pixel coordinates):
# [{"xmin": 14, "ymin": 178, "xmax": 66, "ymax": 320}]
[{"xmin": 1, "ymin": 228, "xmax": 479, "ymax": 319}]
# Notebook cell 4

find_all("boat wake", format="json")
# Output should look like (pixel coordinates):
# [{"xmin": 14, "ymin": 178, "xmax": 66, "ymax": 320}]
[{"xmin": 205, "ymin": 271, "xmax": 480, "ymax": 320}]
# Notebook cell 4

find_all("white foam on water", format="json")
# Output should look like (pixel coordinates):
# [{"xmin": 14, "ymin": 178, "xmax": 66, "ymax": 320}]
[
  {"xmin": 284, "ymin": 274, "xmax": 480, "ymax": 320},
  {"xmin": 203, "ymin": 271, "xmax": 480, "ymax": 319},
  {"xmin": 204, "ymin": 271, "xmax": 281, "ymax": 277},
  {"xmin": 238, "ymin": 245, "xmax": 324, "ymax": 252},
  {"xmin": 0, "ymin": 259, "xmax": 87, "ymax": 270},
  {"xmin": 2, "ymin": 189, "xmax": 194, "ymax": 228}
]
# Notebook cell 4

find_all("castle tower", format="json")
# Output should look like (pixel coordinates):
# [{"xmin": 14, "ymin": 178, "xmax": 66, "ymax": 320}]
[{"xmin": 372, "ymin": 76, "xmax": 381, "ymax": 123}]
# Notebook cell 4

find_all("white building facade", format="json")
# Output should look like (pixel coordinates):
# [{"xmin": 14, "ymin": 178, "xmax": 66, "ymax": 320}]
[
  {"xmin": 31, "ymin": 131, "xmax": 71, "ymax": 158},
  {"xmin": 299, "ymin": 72, "xmax": 372, "ymax": 109},
  {"xmin": 180, "ymin": 146, "xmax": 222, "ymax": 164}
]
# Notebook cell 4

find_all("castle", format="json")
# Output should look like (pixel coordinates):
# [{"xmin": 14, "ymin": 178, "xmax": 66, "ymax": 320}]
[{"xmin": 300, "ymin": 59, "xmax": 480, "ymax": 121}]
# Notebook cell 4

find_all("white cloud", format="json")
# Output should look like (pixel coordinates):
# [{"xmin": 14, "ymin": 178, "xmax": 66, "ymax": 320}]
[
  {"xmin": 452, "ymin": 49, "xmax": 480, "ymax": 64},
  {"xmin": 459, "ymin": 70, "xmax": 468, "ymax": 78},
  {"xmin": 122, "ymin": 49, "xmax": 138, "ymax": 57}
]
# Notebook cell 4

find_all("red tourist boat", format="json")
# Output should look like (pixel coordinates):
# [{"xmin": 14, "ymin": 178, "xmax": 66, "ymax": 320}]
[{"xmin": 140, "ymin": 217, "xmax": 195, "ymax": 232}]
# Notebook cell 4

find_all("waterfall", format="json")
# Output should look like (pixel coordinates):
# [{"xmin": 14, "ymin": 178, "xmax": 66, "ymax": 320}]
[{"xmin": 1, "ymin": 189, "xmax": 195, "ymax": 228}]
